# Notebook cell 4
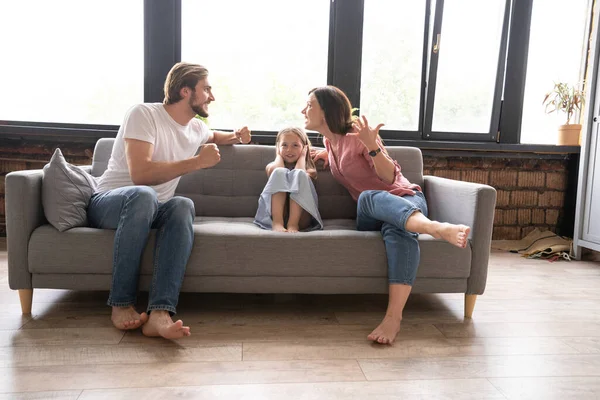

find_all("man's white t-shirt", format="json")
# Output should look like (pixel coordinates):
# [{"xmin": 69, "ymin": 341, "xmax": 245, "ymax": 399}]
[{"xmin": 97, "ymin": 103, "xmax": 211, "ymax": 203}]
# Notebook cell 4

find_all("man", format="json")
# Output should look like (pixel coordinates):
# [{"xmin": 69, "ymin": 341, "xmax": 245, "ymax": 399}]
[{"xmin": 88, "ymin": 62, "xmax": 251, "ymax": 339}]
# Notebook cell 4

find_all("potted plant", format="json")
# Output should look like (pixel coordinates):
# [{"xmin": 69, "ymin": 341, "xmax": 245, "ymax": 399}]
[{"xmin": 542, "ymin": 82, "xmax": 585, "ymax": 145}]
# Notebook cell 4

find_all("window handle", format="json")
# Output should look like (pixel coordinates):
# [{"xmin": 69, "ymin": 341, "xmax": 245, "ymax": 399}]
[{"xmin": 433, "ymin": 34, "xmax": 441, "ymax": 54}]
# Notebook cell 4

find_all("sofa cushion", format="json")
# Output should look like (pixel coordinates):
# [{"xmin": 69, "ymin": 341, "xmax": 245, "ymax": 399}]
[
  {"xmin": 42, "ymin": 148, "xmax": 97, "ymax": 232},
  {"xmin": 28, "ymin": 218, "xmax": 471, "ymax": 280},
  {"xmin": 90, "ymin": 139, "xmax": 424, "ymax": 220}
]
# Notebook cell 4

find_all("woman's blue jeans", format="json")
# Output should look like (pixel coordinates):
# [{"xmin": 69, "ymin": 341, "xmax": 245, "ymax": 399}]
[
  {"xmin": 356, "ymin": 190, "xmax": 428, "ymax": 286},
  {"xmin": 87, "ymin": 186, "xmax": 195, "ymax": 314}
]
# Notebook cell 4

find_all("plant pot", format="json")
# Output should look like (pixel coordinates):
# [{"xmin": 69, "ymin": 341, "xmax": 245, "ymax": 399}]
[{"xmin": 557, "ymin": 124, "xmax": 582, "ymax": 146}]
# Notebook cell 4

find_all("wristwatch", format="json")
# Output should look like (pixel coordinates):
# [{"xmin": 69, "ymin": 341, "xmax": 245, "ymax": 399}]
[{"xmin": 368, "ymin": 147, "xmax": 382, "ymax": 157}]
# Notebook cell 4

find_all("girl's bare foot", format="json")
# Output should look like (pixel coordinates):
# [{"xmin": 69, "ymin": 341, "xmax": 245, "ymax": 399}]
[
  {"xmin": 272, "ymin": 222, "xmax": 287, "ymax": 232},
  {"xmin": 142, "ymin": 310, "xmax": 191, "ymax": 339},
  {"xmin": 368, "ymin": 315, "xmax": 401, "ymax": 345},
  {"xmin": 287, "ymin": 224, "xmax": 299, "ymax": 233},
  {"xmin": 434, "ymin": 223, "xmax": 471, "ymax": 248},
  {"xmin": 111, "ymin": 306, "xmax": 148, "ymax": 330}
]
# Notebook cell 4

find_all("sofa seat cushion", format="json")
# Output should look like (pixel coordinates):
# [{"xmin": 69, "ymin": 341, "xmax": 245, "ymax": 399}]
[{"xmin": 28, "ymin": 218, "xmax": 471, "ymax": 279}]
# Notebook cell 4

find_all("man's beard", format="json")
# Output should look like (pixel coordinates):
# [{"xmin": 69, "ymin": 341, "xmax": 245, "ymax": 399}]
[{"xmin": 190, "ymin": 97, "xmax": 209, "ymax": 118}]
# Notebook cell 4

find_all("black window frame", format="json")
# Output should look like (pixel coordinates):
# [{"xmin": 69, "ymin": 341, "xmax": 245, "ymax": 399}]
[{"xmin": 0, "ymin": 0, "xmax": 584, "ymax": 153}]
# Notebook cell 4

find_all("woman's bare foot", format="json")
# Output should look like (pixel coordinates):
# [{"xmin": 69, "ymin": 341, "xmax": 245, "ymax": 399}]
[
  {"xmin": 287, "ymin": 224, "xmax": 299, "ymax": 233},
  {"xmin": 272, "ymin": 222, "xmax": 287, "ymax": 232},
  {"xmin": 434, "ymin": 223, "xmax": 471, "ymax": 248},
  {"xmin": 111, "ymin": 306, "xmax": 148, "ymax": 330},
  {"xmin": 142, "ymin": 310, "xmax": 191, "ymax": 339},
  {"xmin": 368, "ymin": 315, "xmax": 401, "ymax": 345}
]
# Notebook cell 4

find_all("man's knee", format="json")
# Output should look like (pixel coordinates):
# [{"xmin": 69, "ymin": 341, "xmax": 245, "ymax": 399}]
[
  {"xmin": 167, "ymin": 196, "xmax": 195, "ymax": 222},
  {"xmin": 127, "ymin": 186, "xmax": 159, "ymax": 220}
]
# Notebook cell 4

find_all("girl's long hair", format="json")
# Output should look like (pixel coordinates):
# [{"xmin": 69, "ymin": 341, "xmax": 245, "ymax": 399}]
[{"xmin": 276, "ymin": 127, "xmax": 317, "ymax": 179}]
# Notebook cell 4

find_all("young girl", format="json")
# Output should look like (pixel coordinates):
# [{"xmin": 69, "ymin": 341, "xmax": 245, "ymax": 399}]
[{"xmin": 254, "ymin": 127, "xmax": 323, "ymax": 233}]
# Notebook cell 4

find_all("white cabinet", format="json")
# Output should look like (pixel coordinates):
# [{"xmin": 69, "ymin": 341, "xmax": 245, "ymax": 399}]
[{"xmin": 574, "ymin": 4, "xmax": 600, "ymax": 257}]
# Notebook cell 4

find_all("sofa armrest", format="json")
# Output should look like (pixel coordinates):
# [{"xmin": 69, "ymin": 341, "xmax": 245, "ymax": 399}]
[
  {"xmin": 424, "ymin": 175, "xmax": 497, "ymax": 295},
  {"xmin": 5, "ymin": 170, "xmax": 46, "ymax": 290}
]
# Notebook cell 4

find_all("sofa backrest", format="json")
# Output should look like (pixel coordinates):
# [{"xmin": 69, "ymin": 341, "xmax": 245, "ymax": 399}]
[{"xmin": 91, "ymin": 138, "xmax": 423, "ymax": 219}]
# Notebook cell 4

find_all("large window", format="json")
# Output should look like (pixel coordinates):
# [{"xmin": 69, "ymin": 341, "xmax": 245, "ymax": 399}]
[
  {"xmin": 428, "ymin": 0, "xmax": 507, "ymax": 135},
  {"xmin": 181, "ymin": 0, "xmax": 329, "ymax": 131},
  {"xmin": 360, "ymin": 0, "xmax": 427, "ymax": 132},
  {"xmin": 0, "ymin": 1, "xmax": 143, "ymax": 125},
  {"xmin": 520, "ymin": 0, "xmax": 590, "ymax": 144},
  {"xmin": 0, "ymin": 0, "xmax": 595, "ymax": 147}
]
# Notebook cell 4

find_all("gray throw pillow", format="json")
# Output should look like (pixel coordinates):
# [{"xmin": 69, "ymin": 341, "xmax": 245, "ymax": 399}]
[{"xmin": 42, "ymin": 148, "xmax": 98, "ymax": 232}]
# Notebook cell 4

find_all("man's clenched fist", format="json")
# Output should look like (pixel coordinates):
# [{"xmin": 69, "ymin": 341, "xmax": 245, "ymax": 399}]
[
  {"xmin": 234, "ymin": 126, "xmax": 252, "ymax": 144},
  {"xmin": 196, "ymin": 143, "xmax": 221, "ymax": 169}
]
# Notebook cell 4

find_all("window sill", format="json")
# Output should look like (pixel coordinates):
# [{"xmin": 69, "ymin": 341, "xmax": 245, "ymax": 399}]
[
  {"xmin": 0, "ymin": 125, "xmax": 581, "ymax": 158},
  {"xmin": 252, "ymin": 132, "xmax": 580, "ymax": 158}
]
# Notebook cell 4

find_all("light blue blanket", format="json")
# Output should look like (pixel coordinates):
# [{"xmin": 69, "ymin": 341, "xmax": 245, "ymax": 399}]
[{"xmin": 254, "ymin": 167, "xmax": 324, "ymax": 231}]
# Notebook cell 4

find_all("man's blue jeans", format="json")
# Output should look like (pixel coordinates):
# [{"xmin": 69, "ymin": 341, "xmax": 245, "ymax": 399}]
[
  {"xmin": 356, "ymin": 190, "xmax": 428, "ymax": 286},
  {"xmin": 87, "ymin": 186, "xmax": 195, "ymax": 314}
]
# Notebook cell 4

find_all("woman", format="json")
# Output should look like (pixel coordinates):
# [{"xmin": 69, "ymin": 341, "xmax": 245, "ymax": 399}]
[{"xmin": 305, "ymin": 86, "xmax": 470, "ymax": 345}]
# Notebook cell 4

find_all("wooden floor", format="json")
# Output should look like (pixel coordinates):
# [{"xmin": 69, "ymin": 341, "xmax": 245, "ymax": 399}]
[{"xmin": 1, "ymin": 239, "xmax": 600, "ymax": 399}]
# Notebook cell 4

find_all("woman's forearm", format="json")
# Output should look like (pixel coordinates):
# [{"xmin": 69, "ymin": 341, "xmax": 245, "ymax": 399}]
[{"xmin": 365, "ymin": 142, "xmax": 395, "ymax": 184}]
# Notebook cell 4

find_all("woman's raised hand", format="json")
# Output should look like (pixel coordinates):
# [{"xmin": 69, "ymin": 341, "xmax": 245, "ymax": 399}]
[
  {"xmin": 349, "ymin": 116, "xmax": 384, "ymax": 148},
  {"xmin": 311, "ymin": 148, "xmax": 329, "ymax": 168}
]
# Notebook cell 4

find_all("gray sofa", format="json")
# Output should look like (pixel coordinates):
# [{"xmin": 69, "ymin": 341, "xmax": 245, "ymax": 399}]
[{"xmin": 6, "ymin": 138, "xmax": 497, "ymax": 317}]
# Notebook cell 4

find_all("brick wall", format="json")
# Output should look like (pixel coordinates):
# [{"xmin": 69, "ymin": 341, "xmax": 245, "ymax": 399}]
[
  {"xmin": 423, "ymin": 154, "xmax": 574, "ymax": 240},
  {"xmin": 0, "ymin": 139, "xmax": 94, "ymax": 237},
  {"xmin": 0, "ymin": 139, "xmax": 576, "ymax": 240}
]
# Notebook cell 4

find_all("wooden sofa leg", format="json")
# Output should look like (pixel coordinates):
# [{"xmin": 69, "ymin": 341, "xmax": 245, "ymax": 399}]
[
  {"xmin": 18, "ymin": 289, "xmax": 33, "ymax": 315},
  {"xmin": 464, "ymin": 294, "xmax": 477, "ymax": 318}
]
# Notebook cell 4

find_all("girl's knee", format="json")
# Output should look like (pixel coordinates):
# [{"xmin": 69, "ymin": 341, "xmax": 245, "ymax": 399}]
[
  {"xmin": 271, "ymin": 167, "xmax": 288, "ymax": 178},
  {"xmin": 295, "ymin": 169, "xmax": 310, "ymax": 179}
]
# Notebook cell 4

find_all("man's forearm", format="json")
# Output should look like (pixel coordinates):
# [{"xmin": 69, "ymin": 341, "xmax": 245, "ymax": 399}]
[
  {"xmin": 131, "ymin": 158, "xmax": 200, "ymax": 186},
  {"xmin": 212, "ymin": 130, "xmax": 239, "ymax": 145}
]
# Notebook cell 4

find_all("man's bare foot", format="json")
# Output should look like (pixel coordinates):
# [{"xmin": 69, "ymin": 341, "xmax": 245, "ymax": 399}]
[
  {"xmin": 272, "ymin": 222, "xmax": 287, "ymax": 232},
  {"xmin": 368, "ymin": 315, "xmax": 401, "ymax": 345},
  {"xmin": 287, "ymin": 224, "xmax": 299, "ymax": 233},
  {"xmin": 111, "ymin": 306, "xmax": 148, "ymax": 330},
  {"xmin": 142, "ymin": 310, "xmax": 191, "ymax": 339},
  {"xmin": 434, "ymin": 223, "xmax": 471, "ymax": 248}
]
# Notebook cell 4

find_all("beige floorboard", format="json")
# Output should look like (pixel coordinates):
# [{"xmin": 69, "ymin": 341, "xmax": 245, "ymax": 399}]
[
  {"xmin": 359, "ymin": 354, "xmax": 600, "ymax": 380},
  {"xmin": 0, "ymin": 328, "xmax": 124, "ymax": 347},
  {"xmin": 0, "ymin": 315, "xmax": 31, "ymax": 331},
  {"xmin": 488, "ymin": 376, "xmax": 600, "ymax": 400},
  {"xmin": 242, "ymin": 336, "xmax": 579, "ymax": 361},
  {"xmin": 77, "ymin": 379, "xmax": 505, "ymax": 400},
  {"xmin": 561, "ymin": 337, "xmax": 600, "ymax": 353},
  {"xmin": 435, "ymin": 321, "xmax": 600, "ymax": 338},
  {"xmin": 0, "ymin": 360, "xmax": 366, "ymax": 393},
  {"xmin": 0, "ymin": 391, "xmax": 82, "ymax": 400},
  {"xmin": 121, "ymin": 322, "xmax": 443, "ymax": 344},
  {"xmin": 0, "ymin": 344, "xmax": 242, "ymax": 368},
  {"xmin": 1, "ymin": 243, "xmax": 600, "ymax": 397}
]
